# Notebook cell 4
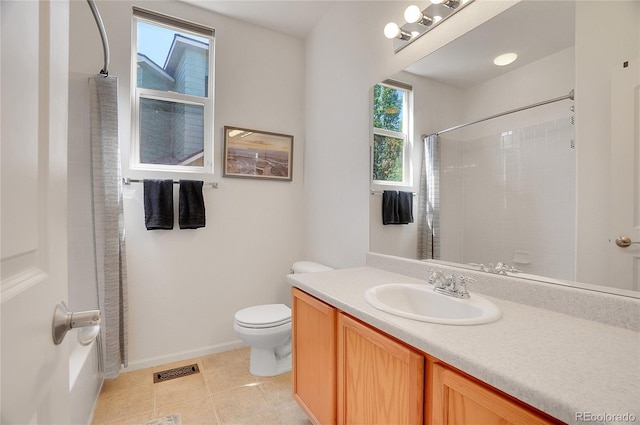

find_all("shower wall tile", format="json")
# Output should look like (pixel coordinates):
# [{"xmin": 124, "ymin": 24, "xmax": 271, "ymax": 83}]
[{"xmin": 441, "ymin": 116, "xmax": 576, "ymax": 281}]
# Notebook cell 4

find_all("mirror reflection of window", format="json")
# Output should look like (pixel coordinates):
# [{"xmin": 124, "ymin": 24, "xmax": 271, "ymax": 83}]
[{"xmin": 372, "ymin": 80, "xmax": 412, "ymax": 185}]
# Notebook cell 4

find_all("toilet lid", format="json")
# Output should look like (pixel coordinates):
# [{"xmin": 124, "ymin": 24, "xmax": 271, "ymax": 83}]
[{"xmin": 235, "ymin": 304, "xmax": 291, "ymax": 329}]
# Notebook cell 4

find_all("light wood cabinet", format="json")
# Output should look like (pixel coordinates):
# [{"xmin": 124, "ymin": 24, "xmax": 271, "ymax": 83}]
[
  {"xmin": 291, "ymin": 288, "xmax": 337, "ymax": 425},
  {"xmin": 292, "ymin": 289, "xmax": 561, "ymax": 425},
  {"xmin": 337, "ymin": 313, "xmax": 424, "ymax": 425},
  {"xmin": 429, "ymin": 361, "xmax": 561, "ymax": 425}
]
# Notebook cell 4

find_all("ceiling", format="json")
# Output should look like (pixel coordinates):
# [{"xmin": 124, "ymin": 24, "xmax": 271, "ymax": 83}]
[
  {"xmin": 403, "ymin": 1, "xmax": 576, "ymax": 89},
  {"xmin": 178, "ymin": 0, "xmax": 336, "ymax": 39},
  {"xmin": 177, "ymin": 0, "xmax": 576, "ymax": 89}
]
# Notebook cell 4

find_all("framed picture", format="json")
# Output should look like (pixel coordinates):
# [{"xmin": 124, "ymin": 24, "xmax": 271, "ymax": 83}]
[{"xmin": 223, "ymin": 126, "xmax": 294, "ymax": 181}]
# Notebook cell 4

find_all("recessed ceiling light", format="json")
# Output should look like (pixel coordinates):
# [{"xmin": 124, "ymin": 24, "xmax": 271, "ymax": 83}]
[{"xmin": 493, "ymin": 52, "xmax": 518, "ymax": 66}]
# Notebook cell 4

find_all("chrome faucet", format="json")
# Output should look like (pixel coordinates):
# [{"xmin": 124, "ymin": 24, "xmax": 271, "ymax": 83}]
[
  {"xmin": 428, "ymin": 269, "xmax": 476, "ymax": 299},
  {"xmin": 468, "ymin": 262, "xmax": 520, "ymax": 275}
]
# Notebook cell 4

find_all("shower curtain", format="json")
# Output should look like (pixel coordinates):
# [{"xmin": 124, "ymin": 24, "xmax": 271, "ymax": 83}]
[
  {"xmin": 417, "ymin": 134, "xmax": 440, "ymax": 260},
  {"xmin": 89, "ymin": 75, "xmax": 128, "ymax": 378}
]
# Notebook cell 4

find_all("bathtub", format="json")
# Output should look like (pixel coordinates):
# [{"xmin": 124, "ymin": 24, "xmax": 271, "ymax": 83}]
[{"xmin": 69, "ymin": 334, "xmax": 103, "ymax": 425}]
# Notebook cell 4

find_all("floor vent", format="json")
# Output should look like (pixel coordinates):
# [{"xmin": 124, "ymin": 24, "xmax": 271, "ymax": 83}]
[{"xmin": 153, "ymin": 364, "xmax": 200, "ymax": 383}]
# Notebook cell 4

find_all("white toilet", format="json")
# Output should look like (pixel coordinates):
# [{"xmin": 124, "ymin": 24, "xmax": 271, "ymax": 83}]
[{"xmin": 233, "ymin": 261, "xmax": 333, "ymax": 376}]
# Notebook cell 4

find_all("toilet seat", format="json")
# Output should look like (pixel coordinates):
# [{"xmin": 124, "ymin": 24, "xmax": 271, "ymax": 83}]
[{"xmin": 234, "ymin": 304, "xmax": 291, "ymax": 329}]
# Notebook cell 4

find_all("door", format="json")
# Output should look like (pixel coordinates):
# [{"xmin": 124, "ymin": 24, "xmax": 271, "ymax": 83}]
[
  {"xmin": 610, "ymin": 57, "xmax": 640, "ymax": 291},
  {"xmin": 292, "ymin": 288, "xmax": 337, "ymax": 425},
  {"xmin": 1, "ymin": 1, "xmax": 71, "ymax": 423},
  {"xmin": 430, "ymin": 362, "xmax": 558, "ymax": 425},
  {"xmin": 337, "ymin": 313, "xmax": 423, "ymax": 425}
]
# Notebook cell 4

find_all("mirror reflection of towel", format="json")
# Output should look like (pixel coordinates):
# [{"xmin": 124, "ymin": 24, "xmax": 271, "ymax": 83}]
[
  {"xmin": 179, "ymin": 180, "xmax": 205, "ymax": 229},
  {"xmin": 143, "ymin": 179, "xmax": 174, "ymax": 230},
  {"xmin": 382, "ymin": 190, "xmax": 398, "ymax": 225},
  {"xmin": 397, "ymin": 191, "xmax": 414, "ymax": 224},
  {"xmin": 382, "ymin": 190, "xmax": 413, "ymax": 225}
]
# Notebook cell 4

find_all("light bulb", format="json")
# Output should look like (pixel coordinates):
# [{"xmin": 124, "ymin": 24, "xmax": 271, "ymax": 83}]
[
  {"xmin": 431, "ymin": 0, "xmax": 459, "ymax": 8},
  {"xmin": 493, "ymin": 52, "xmax": 518, "ymax": 66},
  {"xmin": 404, "ymin": 5, "xmax": 423, "ymax": 24},
  {"xmin": 384, "ymin": 22, "xmax": 401, "ymax": 39}
]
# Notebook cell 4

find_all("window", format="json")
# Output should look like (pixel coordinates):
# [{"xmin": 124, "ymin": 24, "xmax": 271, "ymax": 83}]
[
  {"xmin": 372, "ymin": 80, "xmax": 412, "ymax": 185},
  {"xmin": 132, "ymin": 8, "xmax": 214, "ymax": 172}
]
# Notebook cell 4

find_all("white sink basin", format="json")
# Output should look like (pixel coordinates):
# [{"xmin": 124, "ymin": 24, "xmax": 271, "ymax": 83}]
[{"xmin": 364, "ymin": 283, "xmax": 501, "ymax": 325}]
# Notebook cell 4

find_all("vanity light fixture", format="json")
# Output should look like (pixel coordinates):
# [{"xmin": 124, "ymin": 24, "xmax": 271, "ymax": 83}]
[
  {"xmin": 493, "ymin": 52, "xmax": 518, "ymax": 66},
  {"xmin": 385, "ymin": 0, "xmax": 474, "ymax": 53},
  {"xmin": 430, "ymin": 0, "xmax": 460, "ymax": 9}
]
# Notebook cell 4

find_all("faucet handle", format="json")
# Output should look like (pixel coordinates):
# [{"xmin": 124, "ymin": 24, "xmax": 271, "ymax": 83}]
[
  {"xmin": 455, "ymin": 274, "xmax": 476, "ymax": 298},
  {"xmin": 458, "ymin": 275, "xmax": 477, "ymax": 284},
  {"xmin": 428, "ymin": 268, "xmax": 443, "ymax": 284}
]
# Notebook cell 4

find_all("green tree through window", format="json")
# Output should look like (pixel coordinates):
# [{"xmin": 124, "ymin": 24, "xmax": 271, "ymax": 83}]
[
  {"xmin": 373, "ymin": 134, "xmax": 403, "ymax": 181},
  {"xmin": 372, "ymin": 83, "xmax": 409, "ymax": 183},
  {"xmin": 373, "ymin": 84, "xmax": 403, "ymax": 132}
]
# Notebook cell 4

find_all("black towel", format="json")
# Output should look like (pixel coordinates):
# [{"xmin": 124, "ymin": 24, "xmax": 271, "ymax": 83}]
[
  {"xmin": 179, "ymin": 180, "xmax": 205, "ymax": 229},
  {"xmin": 382, "ymin": 190, "xmax": 413, "ymax": 225},
  {"xmin": 143, "ymin": 179, "xmax": 174, "ymax": 230},
  {"xmin": 382, "ymin": 190, "xmax": 398, "ymax": 225},
  {"xmin": 397, "ymin": 191, "xmax": 414, "ymax": 224}
]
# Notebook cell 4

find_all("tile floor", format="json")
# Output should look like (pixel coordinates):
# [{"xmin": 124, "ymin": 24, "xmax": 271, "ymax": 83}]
[{"xmin": 91, "ymin": 348, "xmax": 312, "ymax": 425}]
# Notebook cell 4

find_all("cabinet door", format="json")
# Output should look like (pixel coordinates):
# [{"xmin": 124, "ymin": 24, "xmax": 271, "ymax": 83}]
[
  {"xmin": 292, "ymin": 288, "xmax": 337, "ymax": 425},
  {"xmin": 338, "ymin": 313, "xmax": 424, "ymax": 425},
  {"xmin": 430, "ymin": 362, "xmax": 560, "ymax": 425}
]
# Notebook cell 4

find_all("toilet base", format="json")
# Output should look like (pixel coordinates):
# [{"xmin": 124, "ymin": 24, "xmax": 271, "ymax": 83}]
[{"xmin": 249, "ymin": 346, "xmax": 292, "ymax": 377}]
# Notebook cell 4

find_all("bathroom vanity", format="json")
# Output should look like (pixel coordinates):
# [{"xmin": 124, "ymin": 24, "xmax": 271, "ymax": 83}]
[{"xmin": 288, "ymin": 254, "xmax": 640, "ymax": 425}]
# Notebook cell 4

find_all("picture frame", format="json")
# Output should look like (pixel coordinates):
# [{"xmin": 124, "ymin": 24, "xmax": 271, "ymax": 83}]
[{"xmin": 223, "ymin": 126, "xmax": 294, "ymax": 181}]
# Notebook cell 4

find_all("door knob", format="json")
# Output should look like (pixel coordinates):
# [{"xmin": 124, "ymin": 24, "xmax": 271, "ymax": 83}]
[
  {"xmin": 615, "ymin": 236, "xmax": 640, "ymax": 248},
  {"xmin": 52, "ymin": 301, "xmax": 101, "ymax": 345}
]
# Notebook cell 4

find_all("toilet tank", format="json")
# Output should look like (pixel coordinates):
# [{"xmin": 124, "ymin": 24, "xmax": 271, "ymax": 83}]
[{"xmin": 291, "ymin": 261, "xmax": 333, "ymax": 274}]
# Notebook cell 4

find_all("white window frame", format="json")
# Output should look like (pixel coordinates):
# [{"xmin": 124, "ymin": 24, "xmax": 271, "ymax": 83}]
[
  {"xmin": 131, "ymin": 8, "xmax": 215, "ymax": 174},
  {"xmin": 371, "ymin": 80, "xmax": 413, "ymax": 187}
]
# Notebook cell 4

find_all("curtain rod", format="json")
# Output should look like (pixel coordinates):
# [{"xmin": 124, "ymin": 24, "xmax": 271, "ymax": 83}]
[
  {"xmin": 86, "ymin": 0, "xmax": 110, "ymax": 75},
  {"xmin": 424, "ymin": 90, "xmax": 574, "ymax": 139},
  {"xmin": 123, "ymin": 178, "xmax": 218, "ymax": 189}
]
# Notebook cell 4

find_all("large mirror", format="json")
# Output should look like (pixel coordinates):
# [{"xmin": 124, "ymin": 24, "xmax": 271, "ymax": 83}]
[{"xmin": 370, "ymin": 0, "xmax": 639, "ymax": 297}]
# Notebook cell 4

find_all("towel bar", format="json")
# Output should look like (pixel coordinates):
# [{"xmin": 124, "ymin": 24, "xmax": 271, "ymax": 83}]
[
  {"xmin": 123, "ymin": 178, "xmax": 218, "ymax": 189},
  {"xmin": 371, "ymin": 190, "xmax": 416, "ymax": 196}
]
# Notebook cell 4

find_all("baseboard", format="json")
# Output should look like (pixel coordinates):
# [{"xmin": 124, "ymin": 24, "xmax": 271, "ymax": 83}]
[{"xmin": 123, "ymin": 340, "xmax": 247, "ymax": 372}]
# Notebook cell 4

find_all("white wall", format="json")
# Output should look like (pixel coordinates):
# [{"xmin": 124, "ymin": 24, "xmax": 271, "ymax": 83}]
[
  {"xmin": 69, "ymin": 0, "xmax": 306, "ymax": 368},
  {"xmin": 575, "ymin": 1, "xmax": 639, "ymax": 285}
]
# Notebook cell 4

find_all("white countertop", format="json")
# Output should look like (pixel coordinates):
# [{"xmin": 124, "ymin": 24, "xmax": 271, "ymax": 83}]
[{"xmin": 288, "ymin": 266, "xmax": 640, "ymax": 425}]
